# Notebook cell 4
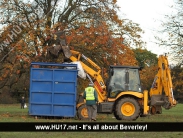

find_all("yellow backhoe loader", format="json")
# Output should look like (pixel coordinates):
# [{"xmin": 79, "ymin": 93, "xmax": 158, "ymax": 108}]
[{"xmin": 47, "ymin": 31, "xmax": 177, "ymax": 120}]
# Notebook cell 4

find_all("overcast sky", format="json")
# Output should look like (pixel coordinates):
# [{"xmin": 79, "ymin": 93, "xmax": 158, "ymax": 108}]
[{"xmin": 117, "ymin": 0, "xmax": 175, "ymax": 57}]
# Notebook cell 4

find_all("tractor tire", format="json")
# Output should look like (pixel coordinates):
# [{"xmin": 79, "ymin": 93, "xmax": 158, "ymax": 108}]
[
  {"xmin": 77, "ymin": 104, "xmax": 88, "ymax": 120},
  {"xmin": 114, "ymin": 110, "xmax": 122, "ymax": 120},
  {"xmin": 150, "ymin": 106, "xmax": 156, "ymax": 115},
  {"xmin": 151, "ymin": 105, "xmax": 162, "ymax": 114},
  {"xmin": 115, "ymin": 97, "xmax": 140, "ymax": 120},
  {"xmin": 156, "ymin": 108, "xmax": 162, "ymax": 114}
]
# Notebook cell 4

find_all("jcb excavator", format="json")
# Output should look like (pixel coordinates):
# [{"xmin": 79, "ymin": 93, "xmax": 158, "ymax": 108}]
[{"xmin": 47, "ymin": 31, "xmax": 177, "ymax": 120}]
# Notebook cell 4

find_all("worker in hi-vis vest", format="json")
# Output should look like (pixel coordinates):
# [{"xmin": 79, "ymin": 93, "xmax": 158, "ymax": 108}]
[{"xmin": 83, "ymin": 82, "xmax": 98, "ymax": 121}]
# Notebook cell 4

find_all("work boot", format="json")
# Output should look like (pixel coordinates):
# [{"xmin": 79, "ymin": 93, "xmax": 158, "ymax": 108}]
[{"xmin": 92, "ymin": 118, "xmax": 96, "ymax": 121}]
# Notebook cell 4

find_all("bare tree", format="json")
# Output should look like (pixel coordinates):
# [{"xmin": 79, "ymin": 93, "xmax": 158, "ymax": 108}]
[{"xmin": 155, "ymin": 0, "xmax": 183, "ymax": 64}]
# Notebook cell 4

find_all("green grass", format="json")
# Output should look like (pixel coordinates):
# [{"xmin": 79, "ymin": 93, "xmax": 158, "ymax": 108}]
[{"xmin": 0, "ymin": 104, "xmax": 183, "ymax": 138}]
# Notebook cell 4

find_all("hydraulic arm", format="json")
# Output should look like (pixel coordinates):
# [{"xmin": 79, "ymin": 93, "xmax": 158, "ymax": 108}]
[
  {"xmin": 150, "ymin": 55, "xmax": 176, "ymax": 111},
  {"xmin": 69, "ymin": 50, "xmax": 107, "ymax": 102}
]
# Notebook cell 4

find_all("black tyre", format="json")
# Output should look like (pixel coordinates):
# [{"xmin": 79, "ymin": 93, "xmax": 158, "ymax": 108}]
[
  {"xmin": 150, "ymin": 106, "xmax": 156, "ymax": 115},
  {"xmin": 115, "ymin": 97, "xmax": 140, "ymax": 120},
  {"xmin": 114, "ymin": 110, "xmax": 122, "ymax": 120},
  {"xmin": 151, "ymin": 105, "xmax": 162, "ymax": 114},
  {"xmin": 77, "ymin": 104, "xmax": 88, "ymax": 120},
  {"xmin": 156, "ymin": 107, "xmax": 162, "ymax": 114}
]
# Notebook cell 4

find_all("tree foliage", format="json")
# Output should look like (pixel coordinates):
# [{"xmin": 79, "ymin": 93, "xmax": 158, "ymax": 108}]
[
  {"xmin": 0, "ymin": 0, "xmax": 144, "ymax": 100},
  {"xmin": 133, "ymin": 48, "xmax": 158, "ymax": 91},
  {"xmin": 133, "ymin": 48, "xmax": 158, "ymax": 68},
  {"xmin": 171, "ymin": 65, "xmax": 183, "ymax": 100}
]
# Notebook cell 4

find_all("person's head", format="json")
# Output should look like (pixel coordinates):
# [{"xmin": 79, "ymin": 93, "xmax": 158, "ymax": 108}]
[
  {"xmin": 88, "ymin": 82, "xmax": 94, "ymax": 87},
  {"xmin": 22, "ymin": 96, "xmax": 24, "ymax": 99}
]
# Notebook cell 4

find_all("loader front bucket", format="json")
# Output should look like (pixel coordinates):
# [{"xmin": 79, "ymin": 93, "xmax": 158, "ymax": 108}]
[
  {"xmin": 47, "ymin": 30, "xmax": 72, "ymax": 58},
  {"xmin": 47, "ymin": 44, "xmax": 72, "ymax": 58},
  {"xmin": 61, "ymin": 45, "xmax": 72, "ymax": 58},
  {"xmin": 54, "ymin": 31, "xmax": 72, "ymax": 58}
]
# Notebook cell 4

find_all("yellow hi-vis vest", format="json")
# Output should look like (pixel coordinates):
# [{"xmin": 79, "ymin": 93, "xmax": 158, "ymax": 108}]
[{"xmin": 85, "ymin": 87, "xmax": 95, "ymax": 100}]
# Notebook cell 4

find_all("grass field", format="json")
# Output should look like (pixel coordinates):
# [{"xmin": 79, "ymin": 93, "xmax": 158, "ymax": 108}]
[{"xmin": 0, "ymin": 104, "xmax": 183, "ymax": 138}]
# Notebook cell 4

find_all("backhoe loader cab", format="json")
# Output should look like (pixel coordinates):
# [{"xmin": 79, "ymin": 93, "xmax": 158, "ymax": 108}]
[
  {"xmin": 94, "ymin": 65, "xmax": 148, "ymax": 121},
  {"xmin": 107, "ymin": 66, "xmax": 142, "ymax": 98}
]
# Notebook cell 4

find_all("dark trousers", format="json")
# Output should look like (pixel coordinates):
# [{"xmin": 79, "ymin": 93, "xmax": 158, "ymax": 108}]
[
  {"xmin": 86, "ymin": 105, "xmax": 97, "ymax": 120},
  {"xmin": 21, "ymin": 103, "xmax": 25, "ymax": 109}
]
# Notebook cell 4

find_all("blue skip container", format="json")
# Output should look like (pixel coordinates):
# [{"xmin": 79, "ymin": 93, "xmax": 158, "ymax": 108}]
[{"xmin": 29, "ymin": 62, "xmax": 78, "ymax": 117}]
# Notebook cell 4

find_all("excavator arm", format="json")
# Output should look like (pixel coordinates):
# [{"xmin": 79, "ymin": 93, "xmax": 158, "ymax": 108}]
[
  {"xmin": 69, "ymin": 50, "xmax": 107, "ymax": 102},
  {"xmin": 150, "ymin": 54, "xmax": 176, "ymax": 112}
]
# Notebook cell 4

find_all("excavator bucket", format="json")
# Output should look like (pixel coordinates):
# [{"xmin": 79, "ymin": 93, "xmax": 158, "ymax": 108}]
[
  {"xmin": 61, "ymin": 45, "xmax": 72, "ymax": 58},
  {"xmin": 47, "ymin": 30, "xmax": 72, "ymax": 58},
  {"xmin": 47, "ymin": 44, "xmax": 72, "ymax": 58}
]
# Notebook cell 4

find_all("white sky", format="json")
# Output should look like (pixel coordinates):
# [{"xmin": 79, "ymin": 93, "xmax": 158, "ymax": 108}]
[{"xmin": 117, "ymin": 0, "xmax": 175, "ymax": 57}]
